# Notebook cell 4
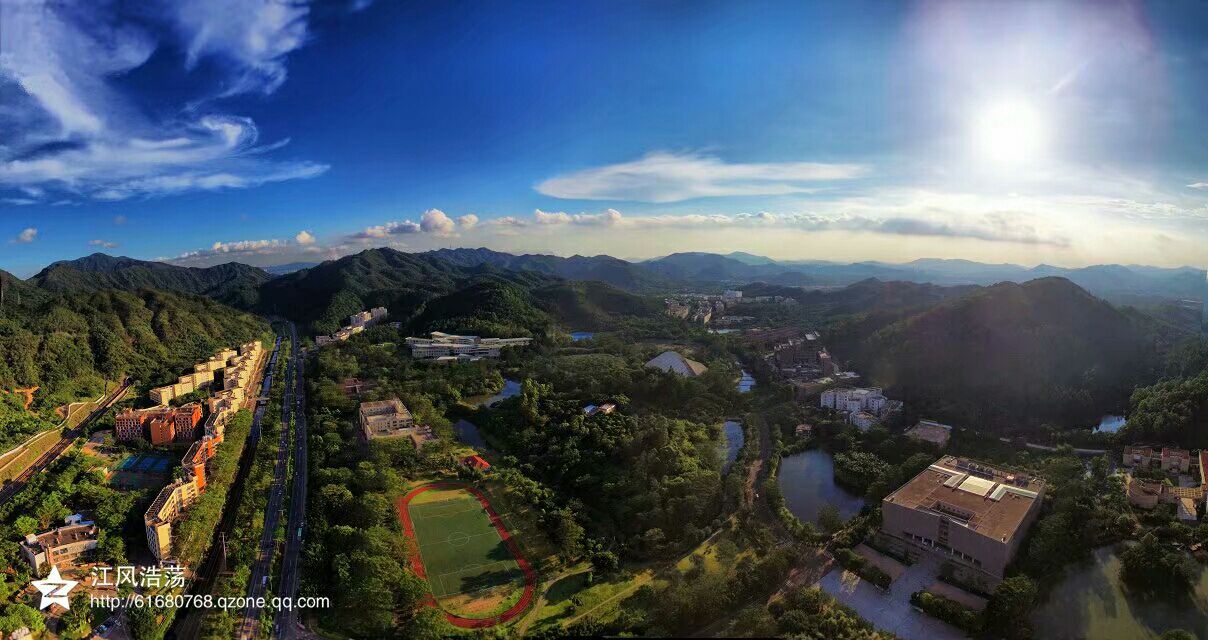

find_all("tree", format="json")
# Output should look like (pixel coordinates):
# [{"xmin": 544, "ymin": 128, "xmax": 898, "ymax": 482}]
[
  {"xmin": 13, "ymin": 515, "xmax": 37, "ymax": 536},
  {"xmin": 1158, "ymin": 630, "xmax": 1196, "ymax": 640},
  {"xmin": 817, "ymin": 504, "xmax": 844, "ymax": 535},
  {"xmin": 986, "ymin": 575, "xmax": 1037, "ymax": 640},
  {"xmin": 555, "ymin": 510, "xmax": 586, "ymax": 561}
]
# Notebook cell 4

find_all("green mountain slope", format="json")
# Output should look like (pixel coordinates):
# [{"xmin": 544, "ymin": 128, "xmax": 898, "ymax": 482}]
[
  {"xmin": 424, "ymin": 247, "xmax": 670, "ymax": 291},
  {"xmin": 29, "ymin": 254, "xmax": 270, "ymax": 308},
  {"xmin": 853, "ymin": 277, "xmax": 1168, "ymax": 431},
  {"xmin": 258, "ymin": 247, "xmax": 562, "ymax": 334}
]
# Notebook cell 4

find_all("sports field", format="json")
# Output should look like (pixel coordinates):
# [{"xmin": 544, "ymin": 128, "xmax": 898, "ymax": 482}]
[
  {"xmin": 401, "ymin": 482, "xmax": 537, "ymax": 627},
  {"xmin": 409, "ymin": 488, "xmax": 523, "ymax": 598}
]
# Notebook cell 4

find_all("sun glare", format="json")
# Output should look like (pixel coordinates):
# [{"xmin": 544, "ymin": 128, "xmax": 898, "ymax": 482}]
[{"xmin": 973, "ymin": 99, "xmax": 1046, "ymax": 164}]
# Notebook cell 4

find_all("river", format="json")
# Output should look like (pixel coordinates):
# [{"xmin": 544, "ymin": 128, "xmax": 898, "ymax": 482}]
[{"xmin": 721, "ymin": 420, "xmax": 744, "ymax": 473}]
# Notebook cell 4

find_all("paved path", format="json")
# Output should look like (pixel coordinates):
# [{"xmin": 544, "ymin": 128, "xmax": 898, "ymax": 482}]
[{"xmin": 818, "ymin": 553, "xmax": 964, "ymax": 640}]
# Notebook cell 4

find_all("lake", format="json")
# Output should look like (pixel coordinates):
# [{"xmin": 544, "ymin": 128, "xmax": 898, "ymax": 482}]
[
  {"xmin": 452, "ymin": 419, "xmax": 487, "ymax": 450},
  {"xmin": 1032, "ymin": 546, "xmax": 1208, "ymax": 639},
  {"xmin": 570, "ymin": 331, "xmax": 595, "ymax": 342},
  {"xmin": 737, "ymin": 370, "xmax": 755, "ymax": 393},
  {"xmin": 1096, "ymin": 415, "xmax": 1127, "ymax": 434},
  {"xmin": 777, "ymin": 450, "xmax": 865, "ymax": 524},
  {"xmin": 470, "ymin": 378, "xmax": 521, "ymax": 408},
  {"xmin": 721, "ymin": 420, "xmax": 744, "ymax": 473}
]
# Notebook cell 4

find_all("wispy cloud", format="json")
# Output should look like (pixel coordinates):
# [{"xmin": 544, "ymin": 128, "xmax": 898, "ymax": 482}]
[
  {"xmin": 12, "ymin": 228, "xmax": 38, "ymax": 244},
  {"xmin": 536, "ymin": 151, "xmax": 868, "ymax": 203},
  {"xmin": 0, "ymin": 0, "xmax": 329, "ymax": 202},
  {"xmin": 89, "ymin": 239, "xmax": 119, "ymax": 249},
  {"xmin": 1187, "ymin": 182, "xmax": 1208, "ymax": 190}
]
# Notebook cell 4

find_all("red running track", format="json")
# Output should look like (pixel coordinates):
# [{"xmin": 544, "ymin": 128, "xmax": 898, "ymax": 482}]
[{"xmin": 398, "ymin": 482, "xmax": 537, "ymax": 628}]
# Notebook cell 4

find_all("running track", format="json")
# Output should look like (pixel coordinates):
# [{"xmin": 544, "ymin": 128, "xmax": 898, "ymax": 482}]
[{"xmin": 398, "ymin": 482, "xmax": 537, "ymax": 629}]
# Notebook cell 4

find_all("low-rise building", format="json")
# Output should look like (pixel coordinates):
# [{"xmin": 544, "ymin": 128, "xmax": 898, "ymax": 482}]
[
  {"xmin": 20, "ymin": 515, "xmax": 99, "ymax": 573},
  {"xmin": 849, "ymin": 411, "xmax": 879, "ymax": 431},
  {"xmin": 1124, "ymin": 473, "xmax": 1203, "ymax": 522},
  {"xmin": 583, "ymin": 403, "xmax": 617, "ymax": 417},
  {"xmin": 821, "ymin": 387, "xmax": 897, "ymax": 418},
  {"xmin": 462, "ymin": 455, "xmax": 491, "ymax": 471},
  {"xmin": 359, "ymin": 399, "xmax": 415, "ymax": 439},
  {"xmin": 1122, "ymin": 445, "xmax": 1156, "ymax": 469},
  {"xmin": 795, "ymin": 423, "xmax": 814, "ymax": 437},
  {"xmin": 1162, "ymin": 447, "xmax": 1191, "ymax": 473},
  {"xmin": 878, "ymin": 456, "xmax": 1045, "ymax": 591},
  {"xmin": 405, "ymin": 331, "xmax": 532, "ymax": 360},
  {"xmin": 905, "ymin": 419, "xmax": 954, "ymax": 448}
]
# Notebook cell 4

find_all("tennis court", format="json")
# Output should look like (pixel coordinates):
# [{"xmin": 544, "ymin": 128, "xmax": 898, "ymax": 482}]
[{"xmin": 408, "ymin": 489, "xmax": 523, "ymax": 598}]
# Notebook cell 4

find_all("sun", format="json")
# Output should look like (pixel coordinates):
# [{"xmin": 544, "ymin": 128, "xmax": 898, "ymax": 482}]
[{"xmin": 973, "ymin": 99, "xmax": 1046, "ymax": 164}]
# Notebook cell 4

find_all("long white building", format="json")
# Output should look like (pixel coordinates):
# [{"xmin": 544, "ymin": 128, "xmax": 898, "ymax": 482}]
[
  {"xmin": 405, "ymin": 331, "xmax": 532, "ymax": 360},
  {"xmin": 821, "ymin": 387, "xmax": 887, "ymax": 415}
]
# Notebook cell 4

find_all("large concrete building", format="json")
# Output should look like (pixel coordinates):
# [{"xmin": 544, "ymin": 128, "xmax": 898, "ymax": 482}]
[
  {"xmin": 20, "ymin": 514, "xmax": 98, "ymax": 573},
  {"xmin": 405, "ymin": 331, "xmax": 532, "ymax": 360},
  {"xmin": 359, "ymin": 399, "xmax": 414, "ymax": 437},
  {"xmin": 878, "ymin": 456, "xmax": 1045, "ymax": 590},
  {"xmin": 115, "ymin": 403, "xmax": 203, "ymax": 444}
]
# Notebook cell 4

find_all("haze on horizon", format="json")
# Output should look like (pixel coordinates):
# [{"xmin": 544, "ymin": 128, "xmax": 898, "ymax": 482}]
[{"xmin": 3, "ymin": 0, "xmax": 1208, "ymax": 277}]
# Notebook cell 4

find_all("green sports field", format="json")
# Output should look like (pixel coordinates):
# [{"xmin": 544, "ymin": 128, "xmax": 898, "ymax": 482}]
[{"xmin": 409, "ymin": 489, "xmax": 523, "ymax": 599}]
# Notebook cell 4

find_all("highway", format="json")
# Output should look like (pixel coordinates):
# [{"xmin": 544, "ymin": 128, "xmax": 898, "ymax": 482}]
[
  {"xmin": 168, "ymin": 334, "xmax": 282, "ymax": 640},
  {"xmin": 275, "ymin": 321, "xmax": 309, "ymax": 639},
  {"xmin": 239, "ymin": 323, "xmax": 297, "ymax": 639},
  {"xmin": 0, "ymin": 378, "xmax": 131, "ymax": 506}
]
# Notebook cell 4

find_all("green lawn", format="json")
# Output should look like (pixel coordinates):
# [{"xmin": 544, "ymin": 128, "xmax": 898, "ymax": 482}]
[{"xmin": 409, "ymin": 490, "xmax": 523, "ymax": 598}]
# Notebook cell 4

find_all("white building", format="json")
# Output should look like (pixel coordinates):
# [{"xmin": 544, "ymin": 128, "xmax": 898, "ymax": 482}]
[
  {"xmin": 821, "ymin": 387, "xmax": 888, "ymax": 415},
  {"xmin": 850, "ymin": 411, "xmax": 879, "ymax": 431},
  {"xmin": 722, "ymin": 290, "xmax": 743, "ymax": 302},
  {"xmin": 405, "ymin": 331, "xmax": 532, "ymax": 360}
]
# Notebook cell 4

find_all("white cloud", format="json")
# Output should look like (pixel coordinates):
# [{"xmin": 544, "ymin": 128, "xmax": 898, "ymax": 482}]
[
  {"xmin": 295, "ymin": 230, "xmax": 316, "ymax": 245},
  {"xmin": 420, "ymin": 209, "xmax": 456, "ymax": 236},
  {"xmin": 457, "ymin": 214, "xmax": 479, "ymax": 229},
  {"xmin": 354, "ymin": 220, "xmax": 421, "ymax": 239},
  {"xmin": 89, "ymin": 239, "xmax": 119, "ymax": 249},
  {"xmin": 1187, "ymin": 182, "xmax": 1208, "ymax": 190},
  {"xmin": 2, "ymin": 198, "xmax": 37, "ymax": 206},
  {"xmin": 534, "ymin": 208, "xmax": 623, "ymax": 226},
  {"xmin": 0, "ymin": 0, "xmax": 328, "ymax": 202},
  {"xmin": 13, "ymin": 228, "xmax": 38, "ymax": 243},
  {"xmin": 536, "ymin": 151, "xmax": 868, "ymax": 203}
]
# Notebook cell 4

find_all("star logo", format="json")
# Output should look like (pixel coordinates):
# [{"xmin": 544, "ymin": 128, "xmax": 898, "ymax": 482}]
[{"xmin": 32, "ymin": 566, "xmax": 78, "ymax": 610}]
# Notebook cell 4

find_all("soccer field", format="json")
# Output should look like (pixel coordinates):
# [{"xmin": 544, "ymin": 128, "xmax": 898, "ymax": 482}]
[{"xmin": 409, "ymin": 489, "xmax": 524, "ymax": 598}]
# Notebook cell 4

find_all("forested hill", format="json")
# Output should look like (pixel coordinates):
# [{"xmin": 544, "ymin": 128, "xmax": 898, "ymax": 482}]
[
  {"xmin": 0, "ymin": 268, "xmax": 46, "ymax": 309},
  {"xmin": 29, "ymin": 253, "xmax": 270, "ymax": 308},
  {"xmin": 0, "ymin": 289, "xmax": 270, "ymax": 411},
  {"xmin": 258, "ymin": 247, "xmax": 667, "ymax": 336},
  {"xmin": 851, "ymin": 277, "xmax": 1172, "ymax": 432},
  {"xmin": 425, "ymin": 247, "xmax": 670, "ymax": 292}
]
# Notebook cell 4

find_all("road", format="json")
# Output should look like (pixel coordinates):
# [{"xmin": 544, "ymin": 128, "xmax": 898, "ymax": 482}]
[
  {"xmin": 0, "ymin": 378, "xmax": 130, "ymax": 506},
  {"xmin": 169, "ymin": 334, "xmax": 282, "ymax": 640},
  {"xmin": 275, "ymin": 322, "xmax": 308, "ymax": 639},
  {"xmin": 239, "ymin": 325, "xmax": 296, "ymax": 639}
]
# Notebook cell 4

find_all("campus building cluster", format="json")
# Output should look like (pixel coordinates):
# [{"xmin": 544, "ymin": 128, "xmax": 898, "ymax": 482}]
[
  {"xmin": 820, "ymin": 386, "xmax": 903, "ymax": 430},
  {"xmin": 665, "ymin": 290, "xmax": 798, "ymax": 326},
  {"xmin": 19, "ymin": 514, "xmax": 98, "ymax": 573},
  {"xmin": 878, "ymin": 456, "xmax": 1045, "ymax": 591},
  {"xmin": 358, "ymin": 398, "xmax": 434, "ymax": 449},
  {"xmin": 404, "ymin": 331, "xmax": 532, "ymax": 361},
  {"xmin": 1121, "ymin": 445, "xmax": 1207, "ymax": 522},
  {"xmin": 315, "ymin": 307, "xmax": 388, "ymax": 346},
  {"xmin": 137, "ymin": 341, "xmax": 266, "ymax": 563}
]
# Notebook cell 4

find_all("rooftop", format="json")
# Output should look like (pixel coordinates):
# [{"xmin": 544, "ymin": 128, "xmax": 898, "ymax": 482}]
[{"xmin": 884, "ymin": 456, "xmax": 1044, "ymax": 543}]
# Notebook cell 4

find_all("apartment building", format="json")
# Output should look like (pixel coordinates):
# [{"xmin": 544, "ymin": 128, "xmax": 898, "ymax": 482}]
[
  {"xmin": 405, "ymin": 331, "xmax": 533, "ymax": 360},
  {"xmin": 20, "ymin": 515, "xmax": 99, "ymax": 572},
  {"xmin": 145, "ymin": 478, "xmax": 202, "ymax": 563},
  {"xmin": 879, "ymin": 456, "xmax": 1045, "ymax": 591},
  {"xmin": 114, "ymin": 404, "xmax": 202, "ymax": 444},
  {"xmin": 1122, "ymin": 445, "xmax": 1192, "ymax": 473},
  {"xmin": 821, "ymin": 387, "xmax": 893, "ymax": 416}
]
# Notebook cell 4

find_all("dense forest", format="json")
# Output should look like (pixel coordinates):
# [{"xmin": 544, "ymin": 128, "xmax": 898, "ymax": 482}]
[{"xmin": 845, "ymin": 278, "xmax": 1175, "ymax": 432}]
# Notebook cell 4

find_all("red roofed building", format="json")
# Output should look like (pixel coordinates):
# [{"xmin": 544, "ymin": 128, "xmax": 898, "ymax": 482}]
[{"xmin": 462, "ymin": 455, "xmax": 491, "ymax": 471}]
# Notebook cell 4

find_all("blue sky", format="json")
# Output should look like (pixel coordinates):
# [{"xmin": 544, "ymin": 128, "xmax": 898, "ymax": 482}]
[{"xmin": 3, "ymin": 0, "xmax": 1208, "ymax": 276}]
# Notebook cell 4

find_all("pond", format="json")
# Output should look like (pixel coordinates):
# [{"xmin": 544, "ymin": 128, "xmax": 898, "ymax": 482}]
[
  {"xmin": 470, "ymin": 378, "xmax": 521, "ymax": 408},
  {"xmin": 570, "ymin": 331, "xmax": 595, "ymax": 342},
  {"xmin": 1031, "ymin": 546, "xmax": 1208, "ymax": 639},
  {"xmin": 737, "ymin": 370, "xmax": 755, "ymax": 393},
  {"xmin": 777, "ymin": 450, "xmax": 865, "ymax": 524},
  {"xmin": 721, "ymin": 420, "xmax": 744, "ymax": 473},
  {"xmin": 452, "ymin": 419, "xmax": 487, "ymax": 450},
  {"xmin": 1095, "ymin": 415, "xmax": 1127, "ymax": 434}
]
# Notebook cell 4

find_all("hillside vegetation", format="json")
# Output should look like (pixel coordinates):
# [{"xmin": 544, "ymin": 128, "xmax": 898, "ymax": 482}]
[
  {"xmin": 852, "ymin": 278, "xmax": 1168, "ymax": 431},
  {"xmin": 0, "ymin": 289, "xmax": 270, "ymax": 416}
]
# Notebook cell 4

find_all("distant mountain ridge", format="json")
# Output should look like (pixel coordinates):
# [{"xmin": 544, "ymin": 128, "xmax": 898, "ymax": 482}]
[{"xmin": 29, "ymin": 253, "xmax": 270, "ymax": 308}]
